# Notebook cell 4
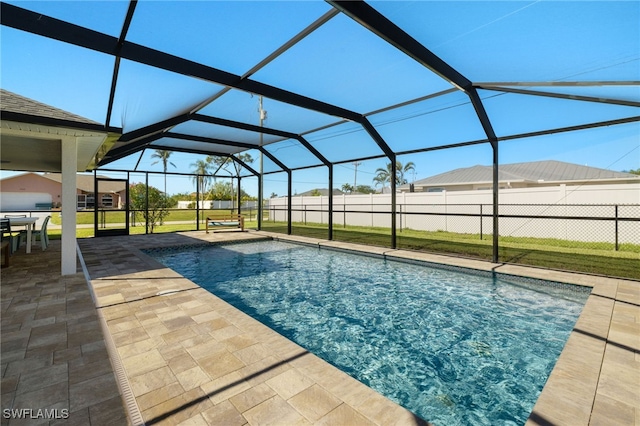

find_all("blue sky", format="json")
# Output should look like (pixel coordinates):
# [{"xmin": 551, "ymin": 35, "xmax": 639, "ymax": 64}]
[{"xmin": 1, "ymin": 1, "xmax": 638, "ymax": 197}]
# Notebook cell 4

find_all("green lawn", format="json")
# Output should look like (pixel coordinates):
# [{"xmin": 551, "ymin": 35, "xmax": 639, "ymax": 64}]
[
  {"xmin": 46, "ymin": 214, "xmax": 639, "ymax": 280},
  {"xmin": 51, "ymin": 209, "xmax": 260, "ymax": 225},
  {"xmin": 261, "ymin": 222, "xmax": 640, "ymax": 280}
]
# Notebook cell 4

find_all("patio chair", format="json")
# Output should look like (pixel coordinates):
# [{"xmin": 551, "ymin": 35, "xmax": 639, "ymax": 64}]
[
  {"xmin": 31, "ymin": 216, "xmax": 51, "ymax": 251},
  {"xmin": 4, "ymin": 214, "xmax": 27, "ymax": 249},
  {"xmin": 0, "ymin": 218, "xmax": 23, "ymax": 254}
]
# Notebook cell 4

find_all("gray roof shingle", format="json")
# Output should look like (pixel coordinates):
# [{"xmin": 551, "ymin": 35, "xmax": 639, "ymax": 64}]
[
  {"xmin": 0, "ymin": 89, "xmax": 101, "ymax": 125},
  {"xmin": 41, "ymin": 173, "xmax": 126, "ymax": 193},
  {"xmin": 409, "ymin": 160, "xmax": 639, "ymax": 187}
]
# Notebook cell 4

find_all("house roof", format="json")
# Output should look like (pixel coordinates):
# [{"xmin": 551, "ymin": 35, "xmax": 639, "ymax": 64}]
[
  {"xmin": 1, "ymin": 89, "xmax": 101, "ymax": 126},
  {"xmin": 40, "ymin": 173, "xmax": 126, "ymax": 193},
  {"xmin": 1, "ymin": 89, "xmax": 114, "ymax": 173},
  {"xmin": 405, "ymin": 160, "xmax": 640, "ymax": 188},
  {"xmin": 296, "ymin": 188, "xmax": 345, "ymax": 197}
]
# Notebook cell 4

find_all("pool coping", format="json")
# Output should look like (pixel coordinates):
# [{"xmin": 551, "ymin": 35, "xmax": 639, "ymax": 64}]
[{"xmin": 77, "ymin": 230, "xmax": 639, "ymax": 425}]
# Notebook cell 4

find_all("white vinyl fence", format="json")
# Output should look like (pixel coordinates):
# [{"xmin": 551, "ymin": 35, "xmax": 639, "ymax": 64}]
[
  {"xmin": 267, "ymin": 184, "xmax": 640, "ymax": 245},
  {"xmin": 177, "ymin": 200, "xmax": 258, "ymax": 210}
]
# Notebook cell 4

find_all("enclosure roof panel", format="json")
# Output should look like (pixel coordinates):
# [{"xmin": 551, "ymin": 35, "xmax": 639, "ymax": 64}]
[{"xmin": 1, "ymin": 1, "xmax": 638, "ymax": 173}]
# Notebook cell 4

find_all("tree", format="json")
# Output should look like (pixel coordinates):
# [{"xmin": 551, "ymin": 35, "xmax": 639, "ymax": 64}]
[
  {"xmin": 208, "ymin": 155, "xmax": 229, "ymax": 179},
  {"xmin": 270, "ymin": 192, "xmax": 278, "ymax": 198},
  {"xmin": 150, "ymin": 149, "xmax": 176, "ymax": 195},
  {"xmin": 231, "ymin": 153, "xmax": 254, "ymax": 177},
  {"xmin": 373, "ymin": 161, "xmax": 416, "ymax": 189},
  {"xmin": 341, "ymin": 183, "xmax": 354, "ymax": 193},
  {"xmin": 208, "ymin": 181, "xmax": 233, "ymax": 200},
  {"xmin": 129, "ymin": 182, "xmax": 170, "ymax": 233},
  {"xmin": 190, "ymin": 159, "xmax": 212, "ymax": 199},
  {"xmin": 397, "ymin": 161, "xmax": 416, "ymax": 185},
  {"xmin": 623, "ymin": 168, "xmax": 640, "ymax": 175},
  {"xmin": 207, "ymin": 154, "xmax": 254, "ymax": 211},
  {"xmin": 355, "ymin": 185, "xmax": 376, "ymax": 194},
  {"xmin": 310, "ymin": 189, "xmax": 322, "ymax": 196},
  {"xmin": 373, "ymin": 174, "xmax": 387, "ymax": 191},
  {"xmin": 173, "ymin": 191, "xmax": 195, "ymax": 201}
]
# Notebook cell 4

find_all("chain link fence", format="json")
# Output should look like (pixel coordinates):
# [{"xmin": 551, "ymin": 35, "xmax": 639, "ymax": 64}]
[
  {"xmin": 269, "ymin": 202, "xmax": 640, "ymax": 251},
  {"xmin": 495, "ymin": 204, "xmax": 640, "ymax": 251}
]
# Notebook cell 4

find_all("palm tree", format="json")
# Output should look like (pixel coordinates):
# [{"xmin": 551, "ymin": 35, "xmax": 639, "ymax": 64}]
[
  {"xmin": 373, "ymin": 161, "xmax": 416, "ymax": 189},
  {"xmin": 373, "ymin": 165, "xmax": 392, "ymax": 190},
  {"xmin": 150, "ymin": 150, "xmax": 176, "ymax": 196},
  {"xmin": 190, "ymin": 159, "xmax": 212, "ymax": 202},
  {"xmin": 397, "ymin": 161, "xmax": 416, "ymax": 185},
  {"xmin": 372, "ymin": 174, "xmax": 387, "ymax": 192}
]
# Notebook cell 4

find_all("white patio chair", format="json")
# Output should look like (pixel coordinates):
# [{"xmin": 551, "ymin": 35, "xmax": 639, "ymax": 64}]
[{"xmin": 31, "ymin": 215, "xmax": 51, "ymax": 251}]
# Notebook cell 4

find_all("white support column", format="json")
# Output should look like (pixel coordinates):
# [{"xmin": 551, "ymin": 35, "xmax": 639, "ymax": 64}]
[{"xmin": 61, "ymin": 136, "xmax": 78, "ymax": 275}]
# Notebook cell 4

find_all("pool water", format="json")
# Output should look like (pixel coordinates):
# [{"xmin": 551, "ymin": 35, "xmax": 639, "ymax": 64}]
[{"xmin": 148, "ymin": 241, "xmax": 590, "ymax": 425}]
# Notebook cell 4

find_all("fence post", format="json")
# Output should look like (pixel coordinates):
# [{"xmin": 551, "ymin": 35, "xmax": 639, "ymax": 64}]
[
  {"xmin": 343, "ymin": 194, "xmax": 346, "ymax": 229},
  {"xmin": 370, "ymin": 193, "xmax": 374, "ymax": 227},
  {"xmin": 399, "ymin": 204, "xmax": 403, "ymax": 232},
  {"xmin": 480, "ymin": 204, "xmax": 483, "ymax": 240},
  {"xmin": 343, "ymin": 202, "xmax": 346, "ymax": 228},
  {"xmin": 615, "ymin": 205, "xmax": 619, "ymax": 251}
]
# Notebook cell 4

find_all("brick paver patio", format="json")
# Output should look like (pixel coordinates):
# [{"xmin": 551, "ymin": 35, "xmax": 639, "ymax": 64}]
[{"xmin": 1, "ymin": 230, "xmax": 638, "ymax": 425}]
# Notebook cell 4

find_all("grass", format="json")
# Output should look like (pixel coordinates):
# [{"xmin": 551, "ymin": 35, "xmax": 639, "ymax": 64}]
[
  {"xmin": 51, "ymin": 209, "xmax": 259, "ymax": 226},
  {"xmin": 46, "ymin": 214, "xmax": 639, "ymax": 280},
  {"xmin": 261, "ymin": 221, "xmax": 640, "ymax": 280},
  {"xmin": 48, "ymin": 218, "xmax": 261, "ymax": 239}
]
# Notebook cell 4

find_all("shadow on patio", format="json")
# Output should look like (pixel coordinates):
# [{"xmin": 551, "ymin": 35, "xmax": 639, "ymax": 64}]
[{"xmin": 0, "ymin": 240, "xmax": 127, "ymax": 424}]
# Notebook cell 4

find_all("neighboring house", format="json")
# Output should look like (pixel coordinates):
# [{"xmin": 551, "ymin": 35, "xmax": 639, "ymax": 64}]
[
  {"xmin": 295, "ymin": 188, "xmax": 345, "ymax": 197},
  {"xmin": 0, "ymin": 172, "xmax": 126, "ymax": 210},
  {"xmin": 399, "ymin": 160, "xmax": 640, "ymax": 193}
]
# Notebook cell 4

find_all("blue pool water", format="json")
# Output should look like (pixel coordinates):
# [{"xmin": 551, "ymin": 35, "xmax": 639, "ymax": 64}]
[{"xmin": 148, "ymin": 241, "xmax": 590, "ymax": 425}]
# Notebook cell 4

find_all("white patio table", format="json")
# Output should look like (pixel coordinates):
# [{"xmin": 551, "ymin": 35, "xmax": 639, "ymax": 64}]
[{"xmin": 7, "ymin": 217, "xmax": 38, "ymax": 253}]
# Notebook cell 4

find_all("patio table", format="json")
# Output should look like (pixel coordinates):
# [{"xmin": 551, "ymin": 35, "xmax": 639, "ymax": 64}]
[{"xmin": 7, "ymin": 217, "xmax": 38, "ymax": 253}]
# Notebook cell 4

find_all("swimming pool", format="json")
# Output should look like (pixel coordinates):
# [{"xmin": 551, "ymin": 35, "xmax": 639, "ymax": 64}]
[{"xmin": 147, "ymin": 240, "xmax": 590, "ymax": 425}]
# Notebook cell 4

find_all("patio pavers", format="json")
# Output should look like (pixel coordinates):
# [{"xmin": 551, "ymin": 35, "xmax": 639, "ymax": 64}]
[
  {"xmin": 75, "ymin": 230, "xmax": 428, "ymax": 426},
  {"xmin": 0, "ymin": 240, "xmax": 127, "ymax": 426},
  {"xmin": 2, "ymin": 230, "xmax": 638, "ymax": 425}
]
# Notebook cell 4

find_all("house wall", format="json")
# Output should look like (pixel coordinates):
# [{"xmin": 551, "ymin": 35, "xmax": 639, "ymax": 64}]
[
  {"xmin": 0, "ymin": 192, "xmax": 53, "ymax": 210},
  {"xmin": 1, "ymin": 173, "xmax": 126, "ymax": 210},
  {"xmin": 268, "ymin": 183, "xmax": 640, "ymax": 244},
  {"xmin": 1, "ymin": 173, "xmax": 64, "ymax": 205},
  {"xmin": 1, "ymin": 174, "xmax": 63, "ymax": 209}
]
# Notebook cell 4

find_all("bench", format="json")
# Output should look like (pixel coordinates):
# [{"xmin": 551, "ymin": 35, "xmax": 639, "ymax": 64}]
[{"xmin": 205, "ymin": 214, "xmax": 245, "ymax": 233}]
